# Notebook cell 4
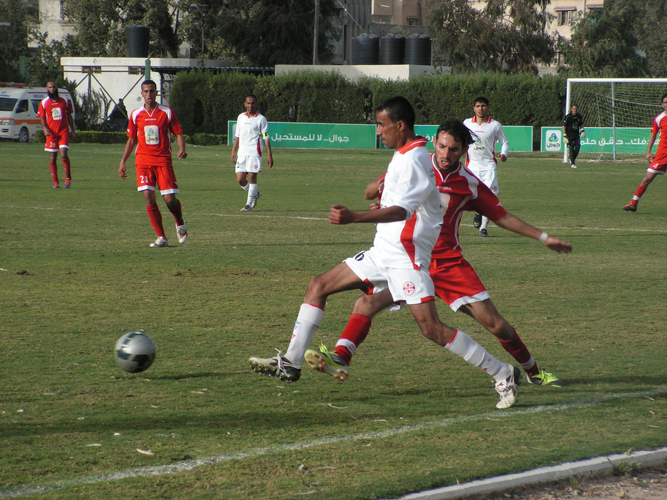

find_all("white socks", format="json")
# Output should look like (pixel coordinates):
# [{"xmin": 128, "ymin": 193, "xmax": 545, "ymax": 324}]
[
  {"xmin": 241, "ymin": 183, "xmax": 249, "ymax": 192},
  {"xmin": 247, "ymin": 183, "xmax": 258, "ymax": 206},
  {"xmin": 284, "ymin": 303, "xmax": 324, "ymax": 368},
  {"xmin": 445, "ymin": 330, "xmax": 511, "ymax": 383},
  {"xmin": 480, "ymin": 216, "xmax": 489, "ymax": 231}
]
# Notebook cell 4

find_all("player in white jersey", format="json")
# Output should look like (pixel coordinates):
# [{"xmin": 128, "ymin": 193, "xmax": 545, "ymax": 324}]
[
  {"xmin": 249, "ymin": 99, "xmax": 521, "ymax": 409},
  {"xmin": 231, "ymin": 94, "xmax": 273, "ymax": 212},
  {"xmin": 463, "ymin": 96, "xmax": 509, "ymax": 237}
]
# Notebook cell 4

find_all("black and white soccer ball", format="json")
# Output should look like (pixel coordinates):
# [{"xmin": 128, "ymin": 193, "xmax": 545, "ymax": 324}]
[{"xmin": 114, "ymin": 331, "xmax": 156, "ymax": 373}]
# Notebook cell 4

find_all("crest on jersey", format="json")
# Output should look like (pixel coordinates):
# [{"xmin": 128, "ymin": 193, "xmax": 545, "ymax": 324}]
[{"xmin": 402, "ymin": 281, "xmax": 416, "ymax": 296}]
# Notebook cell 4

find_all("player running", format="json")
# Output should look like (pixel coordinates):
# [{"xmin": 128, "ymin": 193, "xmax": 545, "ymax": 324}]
[
  {"xmin": 249, "ymin": 99, "xmax": 523, "ymax": 410},
  {"xmin": 231, "ymin": 94, "xmax": 273, "ymax": 212},
  {"xmin": 622, "ymin": 92, "xmax": 667, "ymax": 212},
  {"xmin": 304, "ymin": 119, "xmax": 572, "ymax": 397},
  {"xmin": 118, "ymin": 80, "xmax": 188, "ymax": 247},
  {"xmin": 463, "ymin": 97, "xmax": 509, "ymax": 237},
  {"xmin": 38, "ymin": 81, "xmax": 76, "ymax": 189}
]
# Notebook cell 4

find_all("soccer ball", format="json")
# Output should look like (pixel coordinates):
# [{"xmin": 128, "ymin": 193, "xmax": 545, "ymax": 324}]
[{"xmin": 114, "ymin": 331, "xmax": 156, "ymax": 373}]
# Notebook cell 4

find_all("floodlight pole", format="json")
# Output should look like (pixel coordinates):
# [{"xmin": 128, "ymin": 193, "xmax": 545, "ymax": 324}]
[{"xmin": 313, "ymin": 0, "xmax": 320, "ymax": 65}]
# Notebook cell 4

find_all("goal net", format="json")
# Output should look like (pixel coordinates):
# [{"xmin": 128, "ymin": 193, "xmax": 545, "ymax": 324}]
[{"xmin": 565, "ymin": 78, "xmax": 667, "ymax": 162}]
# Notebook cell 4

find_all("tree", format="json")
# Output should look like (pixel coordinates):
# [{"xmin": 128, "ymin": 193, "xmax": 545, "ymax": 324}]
[
  {"xmin": 213, "ymin": 0, "xmax": 339, "ymax": 66},
  {"xmin": 630, "ymin": 0, "xmax": 667, "ymax": 77},
  {"xmin": 559, "ymin": 0, "xmax": 648, "ymax": 78},
  {"xmin": 0, "ymin": 0, "xmax": 38, "ymax": 81},
  {"xmin": 426, "ymin": 0, "xmax": 556, "ymax": 73},
  {"xmin": 62, "ymin": 0, "xmax": 181, "ymax": 58}
]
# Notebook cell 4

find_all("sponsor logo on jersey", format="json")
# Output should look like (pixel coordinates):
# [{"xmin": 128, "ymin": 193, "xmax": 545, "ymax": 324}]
[
  {"xmin": 402, "ymin": 281, "xmax": 416, "ymax": 295},
  {"xmin": 354, "ymin": 251, "xmax": 365, "ymax": 261}
]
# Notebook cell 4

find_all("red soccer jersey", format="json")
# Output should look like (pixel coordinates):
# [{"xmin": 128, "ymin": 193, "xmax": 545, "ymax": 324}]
[
  {"xmin": 128, "ymin": 104, "xmax": 183, "ymax": 166},
  {"xmin": 37, "ymin": 97, "xmax": 73, "ymax": 136},
  {"xmin": 431, "ymin": 155, "xmax": 507, "ymax": 259},
  {"xmin": 651, "ymin": 112, "xmax": 667, "ymax": 156}
]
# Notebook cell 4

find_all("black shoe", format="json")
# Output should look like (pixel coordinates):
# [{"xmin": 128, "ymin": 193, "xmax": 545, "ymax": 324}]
[
  {"xmin": 621, "ymin": 203, "xmax": 637, "ymax": 212},
  {"xmin": 249, "ymin": 354, "xmax": 301, "ymax": 382},
  {"xmin": 479, "ymin": 228, "xmax": 489, "ymax": 238},
  {"xmin": 473, "ymin": 213, "xmax": 482, "ymax": 228}
]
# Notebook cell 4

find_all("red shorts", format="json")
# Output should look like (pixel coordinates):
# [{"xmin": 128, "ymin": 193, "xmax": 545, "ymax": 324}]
[
  {"xmin": 648, "ymin": 151, "xmax": 667, "ymax": 175},
  {"xmin": 429, "ymin": 256, "xmax": 490, "ymax": 312},
  {"xmin": 45, "ymin": 133, "xmax": 70, "ymax": 152},
  {"xmin": 135, "ymin": 163, "xmax": 180, "ymax": 195}
]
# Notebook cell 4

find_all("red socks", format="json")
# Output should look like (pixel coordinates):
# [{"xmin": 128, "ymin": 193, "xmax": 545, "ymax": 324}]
[
  {"xmin": 146, "ymin": 204, "xmax": 166, "ymax": 238},
  {"xmin": 334, "ymin": 313, "xmax": 372, "ymax": 365},
  {"xmin": 63, "ymin": 157, "xmax": 71, "ymax": 180},
  {"xmin": 49, "ymin": 162, "xmax": 59, "ymax": 184},
  {"xmin": 498, "ymin": 329, "xmax": 539, "ymax": 377},
  {"xmin": 167, "ymin": 199, "xmax": 184, "ymax": 226},
  {"xmin": 631, "ymin": 185, "xmax": 647, "ymax": 205}
]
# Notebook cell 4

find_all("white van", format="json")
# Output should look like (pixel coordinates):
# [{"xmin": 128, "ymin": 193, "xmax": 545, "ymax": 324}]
[{"xmin": 0, "ymin": 84, "xmax": 73, "ymax": 142}]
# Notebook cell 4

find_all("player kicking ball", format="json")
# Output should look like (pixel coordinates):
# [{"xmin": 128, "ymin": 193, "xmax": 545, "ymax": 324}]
[
  {"xmin": 304, "ymin": 120, "xmax": 572, "ymax": 400},
  {"xmin": 250, "ymin": 100, "xmax": 526, "ymax": 410}
]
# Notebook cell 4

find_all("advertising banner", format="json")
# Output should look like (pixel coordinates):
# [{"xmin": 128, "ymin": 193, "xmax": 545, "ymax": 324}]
[
  {"xmin": 228, "ymin": 122, "xmax": 376, "ymax": 149},
  {"xmin": 541, "ymin": 127, "xmax": 658, "ymax": 153}
]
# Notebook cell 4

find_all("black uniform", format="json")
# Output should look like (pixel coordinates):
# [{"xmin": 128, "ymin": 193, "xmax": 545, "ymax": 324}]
[{"xmin": 563, "ymin": 112, "xmax": 584, "ymax": 165}]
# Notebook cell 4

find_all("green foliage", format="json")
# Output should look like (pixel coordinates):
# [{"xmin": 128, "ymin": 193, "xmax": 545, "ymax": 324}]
[
  {"xmin": 631, "ymin": 0, "xmax": 667, "ymax": 77},
  {"xmin": 170, "ymin": 71, "xmax": 567, "ymax": 144},
  {"xmin": 189, "ymin": 133, "xmax": 227, "ymax": 146},
  {"xmin": 560, "ymin": 1, "xmax": 649, "ymax": 77},
  {"xmin": 35, "ymin": 130, "xmax": 128, "ymax": 144},
  {"xmin": 426, "ymin": 0, "xmax": 556, "ymax": 73},
  {"xmin": 0, "ymin": 0, "xmax": 38, "ymax": 81}
]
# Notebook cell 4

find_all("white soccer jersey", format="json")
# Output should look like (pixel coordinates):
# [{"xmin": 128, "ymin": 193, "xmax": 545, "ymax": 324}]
[
  {"xmin": 464, "ymin": 116, "xmax": 509, "ymax": 172},
  {"xmin": 235, "ymin": 111, "xmax": 269, "ymax": 157},
  {"xmin": 372, "ymin": 137, "xmax": 443, "ymax": 270}
]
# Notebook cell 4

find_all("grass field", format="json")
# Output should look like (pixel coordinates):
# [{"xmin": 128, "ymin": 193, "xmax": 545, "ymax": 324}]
[{"xmin": 1, "ymin": 142, "xmax": 666, "ymax": 500}]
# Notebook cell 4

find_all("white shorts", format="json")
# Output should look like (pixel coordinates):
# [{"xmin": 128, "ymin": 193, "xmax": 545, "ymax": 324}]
[
  {"xmin": 470, "ymin": 168, "xmax": 499, "ymax": 195},
  {"xmin": 235, "ymin": 155, "xmax": 262, "ymax": 174},
  {"xmin": 344, "ymin": 247, "xmax": 435, "ymax": 305}
]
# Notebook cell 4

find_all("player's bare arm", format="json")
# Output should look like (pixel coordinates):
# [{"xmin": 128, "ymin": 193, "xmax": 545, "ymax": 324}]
[
  {"xmin": 646, "ymin": 132, "xmax": 657, "ymax": 162},
  {"xmin": 329, "ymin": 205, "xmax": 407, "ymax": 225},
  {"xmin": 265, "ymin": 139, "xmax": 273, "ymax": 168},
  {"xmin": 176, "ymin": 134, "xmax": 187, "ymax": 159},
  {"xmin": 68, "ymin": 113, "xmax": 76, "ymax": 139},
  {"xmin": 118, "ymin": 137, "xmax": 136, "ymax": 179},
  {"xmin": 494, "ymin": 213, "xmax": 573, "ymax": 254},
  {"xmin": 231, "ymin": 137, "xmax": 240, "ymax": 163}
]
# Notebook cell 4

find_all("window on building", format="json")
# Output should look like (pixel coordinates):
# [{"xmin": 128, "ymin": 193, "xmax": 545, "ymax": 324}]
[
  {"xmin": 557, "ymin": 9, "xmax": 576, "ymax": 26},
  {"xmin": 406, "ymin": 17, "xmax": 419, "ymax": 26},
  {"xmin": 128, "ymin": 67, "xmax": 144, "ymax": 75},
  {"xmin": 82, "ymin": 66, "xmax": 102, "ymax": 73}
]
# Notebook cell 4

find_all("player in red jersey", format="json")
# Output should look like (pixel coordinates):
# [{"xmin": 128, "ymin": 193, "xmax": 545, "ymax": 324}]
[
  {"xmin": 622, "ymin": 92, "xmax": 667, "ymax": 212},
  {"xmin": 118, "ymin": 80, "xmax": 188, "ymax": 247},
  {"xmin": 305, "ymin": 119, "xmax": 573, "ymax": 390},
  {"xmin": 37, "ymin": 82, "xmax": 76, "ymax": 188}
]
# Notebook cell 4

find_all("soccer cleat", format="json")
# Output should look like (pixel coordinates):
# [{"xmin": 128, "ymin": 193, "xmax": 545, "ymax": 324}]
[
  {"xmin": 250, "ymin": 191, "xmax": 261, "ymax": 209},
  {"xmin": 240, "ymin": 205, "xmax": 252, "ymax": 212},
  {"xmin": 304, "ymin": 344, "xmax": 350, "ymax": 382},
  {"xmin": 473, "ymin": 212, "xmax": 482, "ymax": 228},
  {"xmin": 53, "ymin": 183, "xmax": 60, "ymax": 189},
  {"xmin": 527, "ymin": 368, "xmax": 564, "ymax": 387},
  {"xmin": 495, "ymin": 365, "xmax": 521, "ymax": 409},
  {"xmin": 248, "ymin": 353, "xmax": 301, "ymax": 382},
  {"xmin": 176, "ymin": 222, "xmax": 188, "ymax": 244},
  {"xmin": 150, "ymin": 236, "xmax": 169, "ymax": 248},
  {"xmin": 64, "ymin": 178, "xmax": 72, "ymax": 188},
  {"xmin": 570, "ymin": 164, "xmax": 577, "ymax": 169},
  {"xmin": 479, "ymin": 228, "xmax": 489, "ymax": 238},
  {"xmin": 622, "ymin": 203, "xmax": 637, "ymax": 212}
]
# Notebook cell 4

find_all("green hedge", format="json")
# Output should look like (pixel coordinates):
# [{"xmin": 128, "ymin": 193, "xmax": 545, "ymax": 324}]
[
  {"xmin": 170, "ymin": 71, "xmax": 568, "ymax": 148},
  {"xmin": 34, "ymin": 130, "xmax": 226, "ymax": 146}
]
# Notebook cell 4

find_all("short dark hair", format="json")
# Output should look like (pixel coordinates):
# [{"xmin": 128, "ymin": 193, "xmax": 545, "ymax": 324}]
[
  {"xmin": 141, "ymin": 80, "xmax": 157, "ymax": 91},
  {"xmin": 245, "ymin": 94, "xmax": 257, "ymax": 102},
  {"xmin": 474, "ymin": 96, "xmax": 489, "ymax": 106},
  {"xmin": 375, "ymin": 96, "xmax": 416, "ymax": 129},
  {"xmin": 436, "ymin": 119, "xmax": 476, "ymax": 149},
  {"xmin": 661, "ymin": 92, "xmax": 667, "ymax": 102}
]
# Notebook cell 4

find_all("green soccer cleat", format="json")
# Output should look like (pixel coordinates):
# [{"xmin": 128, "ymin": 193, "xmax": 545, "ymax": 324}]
[
  {"xmin": 527, "ymin": 368, "xmax": 564, "ymax": 387},
  {"xmin": 304, "ymin": 344, "xmax": 349, "ymax": 382}
]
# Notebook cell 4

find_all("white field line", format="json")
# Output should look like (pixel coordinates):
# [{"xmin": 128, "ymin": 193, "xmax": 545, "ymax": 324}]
[
  {"xmin": 2, "ymin": 205, "xmax": 667, "ymax": 233},
  {"xmin": 1, "ymin": 386, "xmax": 666, "ymax": 499}
]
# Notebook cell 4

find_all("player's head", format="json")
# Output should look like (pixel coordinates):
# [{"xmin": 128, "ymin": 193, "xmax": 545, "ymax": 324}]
[
  {"xmin": 473, "ymin": 97, "xmax": 489, "ymax": 119},
  {"xmin": 661, "ymin": 92, "xmax": 667, "ymax": 106},
  {"xmin": 46, "ymin": 81, "xmax": 58, "ymax": 99},
  {"xmin": 141, "ymin": 80, "xmax": 158, "ymax": 106},
  {"xmin": 571, "ymin": 104, "xmax": 578, "ymax": 113},
  {"xmin": 244, "ymin": 94, "xmax": 258, "ymax": 114},
  {"xmin": 375, "ymin": 96, "xmax": 416, "ymax": 150},
  {"xmin": 433, "ymin": 119, "xmax": 474, "ymax": 171}
]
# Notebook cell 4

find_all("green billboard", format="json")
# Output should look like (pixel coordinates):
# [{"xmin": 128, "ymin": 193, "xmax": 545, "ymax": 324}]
[
  {"xmin": 228, "ymin": 122, "xmax": 376, "ymax": 149},
  {"xmin": 541, "ymin": 127, "xmax": 658, "ymax": 153}
]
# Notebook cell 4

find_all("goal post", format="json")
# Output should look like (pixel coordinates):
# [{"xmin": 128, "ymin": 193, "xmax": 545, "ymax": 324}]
[{"xmin": 564, "ymin": 78, "xmax": 667, "ymax": 162}]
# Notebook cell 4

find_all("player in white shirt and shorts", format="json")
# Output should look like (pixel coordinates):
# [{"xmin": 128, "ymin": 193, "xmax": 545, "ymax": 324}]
[
  {"xmin": 231, "ymin": 94, "xmax": 273, "ymax": 212},
  {"xmin": 248, "ymin": 97, "xmax": 522, "ymax": 409},
  {"xmin": 463, "ymin": 97, "xmax": 509, "ymax": 237}
]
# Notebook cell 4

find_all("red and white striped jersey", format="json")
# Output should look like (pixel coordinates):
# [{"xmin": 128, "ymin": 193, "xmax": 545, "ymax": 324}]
[
  {"xmin": 651, "ymin": 112, "xmax": 667, "ymax": 155},
  {"xmin": 463, "ymin": 116, "xmax": 509, "ymax": 172},
  {"xmin": 431, "ymin": 155, "xmax": 507, "ymax": 259},
  {"xmin": 235, "ymin": 111, "xmax": 268, "ymax": 157}
]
